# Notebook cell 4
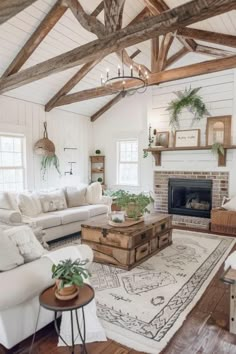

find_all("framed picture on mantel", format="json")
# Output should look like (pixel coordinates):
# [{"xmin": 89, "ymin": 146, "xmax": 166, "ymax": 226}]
[{"xmin": 174, "ymin": 129, "xmax": 200, "ymax": 148}]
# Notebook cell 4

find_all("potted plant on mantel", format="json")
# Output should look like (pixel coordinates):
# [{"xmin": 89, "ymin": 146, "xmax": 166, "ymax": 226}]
[
  {"xmin": 112, "ymin": 190, "xmax": 154, "ymax": 220},
  {"xmin": 52, "ymin": 258, "xmax": 91, "ymax": 301}
]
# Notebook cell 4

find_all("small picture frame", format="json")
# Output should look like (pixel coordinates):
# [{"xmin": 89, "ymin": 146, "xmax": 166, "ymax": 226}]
[
  {"xmin": 155, "ymin": 131, "xmax": 169, "ymax": 148},
  {"xmin": 174, "ymin": 129, "xmax": 200, "ymax": 148},
  {"xmin": 206, "ymin": 115, "xmax": 231, "ymax": 146}
]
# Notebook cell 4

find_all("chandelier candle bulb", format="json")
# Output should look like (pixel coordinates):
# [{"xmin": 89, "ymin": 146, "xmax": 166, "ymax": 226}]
[
  {"xmin": 106, "ymin": 68, "xmax": 109, "ymax": 79},
  {"xmin": 118, "ymin": 65, "xmax": 121, "ymax": 77},
  {"xmin": 138, "ymin": 66, "xmax": 141, "ymax": 77},
  {"xmin": 130, "ymin": 65, "xmax": 133, "ymax": 77}
]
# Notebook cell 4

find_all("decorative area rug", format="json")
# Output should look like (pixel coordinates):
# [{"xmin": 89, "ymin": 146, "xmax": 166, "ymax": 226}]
[{"xmin": 90, "ymin": 229, "xmax": 235, "ymax": 354}]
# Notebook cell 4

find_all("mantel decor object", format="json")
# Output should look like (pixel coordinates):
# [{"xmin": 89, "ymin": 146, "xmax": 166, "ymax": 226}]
[
  {"xmin": 156, "ymin": 131, "xmax": 169, "ymax": 148},
  {"xmin": 174, "ymin": 129, "xmax": 200, "ymax": 148},
  {"xmin": 206, "ymin": 115, "xmax": 231, "ymax": 146},
  {"xmin": 167, "ymin": 87, "xmax": 209, "ymax": 130}
]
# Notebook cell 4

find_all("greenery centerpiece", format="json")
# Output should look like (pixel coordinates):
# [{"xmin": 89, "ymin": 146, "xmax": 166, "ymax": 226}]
[
  {"xmin": 52, "ymin": 258, "xmax": 91, "ymax": 300},
  {"xmin": 167, "ymin": 87, "xmax": 209, "ymax": 130},
  {"xmin": 112, "ymin": 190, "xmax": 154, "ymax": 220}
]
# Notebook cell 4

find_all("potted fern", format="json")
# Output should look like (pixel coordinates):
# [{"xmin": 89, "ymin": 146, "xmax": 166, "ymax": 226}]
[{"xmin": 52, "ymin": 258, "xmax": 91, "ymax": 300}]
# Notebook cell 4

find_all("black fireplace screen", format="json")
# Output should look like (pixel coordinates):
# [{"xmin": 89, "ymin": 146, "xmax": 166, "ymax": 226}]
[{"xmin": 168, "ymin": 178, "xmax": 212, "ymax": 218}]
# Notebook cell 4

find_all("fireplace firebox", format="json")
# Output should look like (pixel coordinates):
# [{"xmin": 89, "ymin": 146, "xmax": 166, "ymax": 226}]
[{"xmin": 168, "ymin": 178, "xmax": 212, "ymax": 218}]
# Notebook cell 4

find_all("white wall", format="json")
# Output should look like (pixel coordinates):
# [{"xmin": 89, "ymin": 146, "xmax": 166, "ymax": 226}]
[
  {"xmin": 92, "ymin": 69, "xmax": 236, "ymax": 196},
  {"xmin": 0, "ymin": 95, "xmax": 92, "ymax": 190}
]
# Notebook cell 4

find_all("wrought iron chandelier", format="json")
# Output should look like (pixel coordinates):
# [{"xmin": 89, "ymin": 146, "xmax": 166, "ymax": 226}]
[{"xmin": 101, "ymin": 51, "xmax": 149, "ymax": 97}]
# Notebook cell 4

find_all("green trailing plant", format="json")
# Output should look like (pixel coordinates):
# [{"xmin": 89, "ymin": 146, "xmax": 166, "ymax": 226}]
[
  {"xmin": 167, "ymin": 87, "xmax": 209, "ymax": 130},
  {"xmin": 111, "ymin": 190, "xmax": 154, "ymax": 220},
  {"xmin": 52, "ymin": 258, "xmax": 91, "ymax": 289},
  {"xmin": 41, "ymin": 154, "xmax": 61, "ymax": 180},
  {"xmin": 211, "ymin": 142, "xmax": 225, "ymax": 156}
]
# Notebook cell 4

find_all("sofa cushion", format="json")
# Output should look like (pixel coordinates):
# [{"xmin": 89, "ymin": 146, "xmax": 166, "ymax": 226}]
[
  {"xmin": 65, "ymin": 186, "xmax": 88, "ymax": 207},
  {"xmin": 86, "ymin": 182, "xmax": 102, "ymax": 204},
  {"xmin": 0, "ymin": 231, "xmax": 24, "ymax": 271},
  {"xmin": 4, "ymin": 225, "xmax": 47, "ymax": 263},
  {"xmin": 22, "ymin": 213, "xmax": 62, "ymax": 229},
  {"xmin": 39, "ymin": 189, "xmax": 67, "ymax": 212},
  {"xmin": 0, "ymin": 192, "xmax": 15, "ymax": 210},
  {"xmin": 18, "ymin": 192, "xmax": 42, "ymax": 217},
  {"xmin": 0, "ymin": 209, "xmax": 22, "ymax": 224},
  {"xmin": 0, "ymin": 257, "xmax": 54, "ymax": 310},
  {"xmin": 55, "ymin": 208, "xmax": 89, "ymax": 225},
  {"xmin": 80, "ymin": 204, "xmax": 109, "ymax": 217}
]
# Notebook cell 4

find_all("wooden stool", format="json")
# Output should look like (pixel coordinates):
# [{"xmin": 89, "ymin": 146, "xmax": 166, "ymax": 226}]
[{"xmin": 221, "ymin": 267, "xmax": 236, "ymax": 334}]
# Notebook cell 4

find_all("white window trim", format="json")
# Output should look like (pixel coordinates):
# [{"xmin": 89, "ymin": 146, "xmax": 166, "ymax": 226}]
[
  {"xmin": 116, "ymin": 138, "xmax": 139, "ymax": 187},
  {"xmin": 0, "ymin": 133, "xmax": 26, "ymax": 191}
]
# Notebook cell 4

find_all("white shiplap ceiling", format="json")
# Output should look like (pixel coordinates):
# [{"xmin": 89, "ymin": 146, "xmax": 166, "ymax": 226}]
[{"xmin": 0, "ymin": 0, "xmax": 236, "ymax": 117}]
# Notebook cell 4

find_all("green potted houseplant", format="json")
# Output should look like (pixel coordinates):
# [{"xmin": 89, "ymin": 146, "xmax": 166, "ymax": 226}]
[
  {"xmin": 112, "ymin": 190, "xmax": 154, "ymax": 220},
  {"xmin": 52, "ymin": 258, "xmax": 91, "ymax": 300}
]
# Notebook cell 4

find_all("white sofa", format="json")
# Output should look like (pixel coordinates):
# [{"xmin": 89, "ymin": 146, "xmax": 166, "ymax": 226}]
[
  {"xmin": 0, "ymin": 244, "xmax": 93, "ymax": 350},
  {"xmin": 0, "ymin": 183, "xmax": 112, "ymax": 242}
]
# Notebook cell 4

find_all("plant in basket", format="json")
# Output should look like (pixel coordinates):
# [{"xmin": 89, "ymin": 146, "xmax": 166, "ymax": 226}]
[
  {"xmin": 111, "ymin": 190, "xmax": 154, "ymax": 220},
  {"xmin": 52, "ymin": 258, "xmax": 91, "ymax": 300}
]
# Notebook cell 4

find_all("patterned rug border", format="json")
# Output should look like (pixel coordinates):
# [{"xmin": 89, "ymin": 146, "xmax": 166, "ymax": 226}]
[{"xmin": 93, "ymin": 230, "xmax": 235, "ymax": 354}]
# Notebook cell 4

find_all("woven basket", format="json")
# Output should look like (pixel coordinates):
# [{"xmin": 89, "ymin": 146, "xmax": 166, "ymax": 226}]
[
  {"xmin": 211, "ymin": 208, "xmax": 236, "ymax": 236},
  {"xmin": 34, "ymin": 122, "xmax": 55, "ymax": 156}
]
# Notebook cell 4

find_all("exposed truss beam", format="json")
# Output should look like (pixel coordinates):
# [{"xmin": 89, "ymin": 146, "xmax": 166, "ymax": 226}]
[
  {"xmin": 195, "ymin": 44, "xmax": 235, "ymax": 57},
  {"xmin": 91, "ymin": 1, "xmax": 104, "ymax": 17},
  {"xmin": 165, "ymin": 47, "xmax": 188, "ymax": 68},
  {"xmin": 0, "ymin": 0, "xmax": 235, "ymax": 94},
  {"xmin": 127, "ymin": 7, "xmax": 150, "ymax": 27},
  {"xmin": 104, "ymin": 0, "xmax": 125, "ymax": 32},
  {"xmin": 2, "ymin": 0, "xmax": 68, "ymax": 78},
  {"xmin": 45, "ymin": 59, "xmax": 101, "ymax": 112},
  {"xmin": 91, "ymin": 92, "xmax": 126, "ymax": 122},
  {"xmin": 151, "ymin": 37, "xmax": 159, "ymax": 72},
  {"xmin": 54, "ymin": 55, "xmax": 236, "ymax": 107},
  {"xmin": 157, "ymin": 33, "xmax": 174, "ymax": 71},
  {"xmin": 176, "ymin": 27, "xmax": 236, "ymax": 49},
  {"xmin": 0, "ymin": 0, "xmax": 38, "ymax": 25}
]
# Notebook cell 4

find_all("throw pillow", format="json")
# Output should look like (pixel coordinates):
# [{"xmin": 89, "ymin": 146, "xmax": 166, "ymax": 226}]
[
  {"xmin": 0, "ymin": 231, "xmax": 24, "ymax": 271},
  {"xmin": 65, "ymin": 186, "xmax": 88, "ymax": 207},
  {"xmin": 39, "ymin": 189, "xmax": 67, "ymax": 213},
  {"xmin": 18, "ymin": 192, "xmax": 42, "ymax": 217},
  {"xmin": 0, "ymin": 209, "xmax": 22, "ymax": 224},
  {"xmin": 4, "ymin": 225, "xmax": 47, "ymax": 263},
  {"xmin": 86, "ymin": 182, "xmax": 102, "ymax": 204},
  {"xmin": 0, "ymin": 192, "xmax": 14, "ymax": 210},
  {"xmin": 223, "ymin": 196, "xmax": 236, "ymax": 211}
]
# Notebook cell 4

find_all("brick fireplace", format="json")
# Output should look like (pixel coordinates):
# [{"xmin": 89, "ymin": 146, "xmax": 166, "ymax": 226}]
[{"xmin": 154, "ymin": 171, "xmax": 229, "ymax": 229}]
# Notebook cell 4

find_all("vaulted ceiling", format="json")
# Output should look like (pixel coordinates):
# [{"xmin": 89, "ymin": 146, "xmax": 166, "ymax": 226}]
[{"xmin": 0, "ymin": 0, "xmax": 236, "ymax": 119}]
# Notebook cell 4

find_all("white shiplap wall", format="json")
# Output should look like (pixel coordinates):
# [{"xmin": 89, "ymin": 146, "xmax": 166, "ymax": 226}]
[
  {"xmin": 148, "ymin": 69, "xmax": 236, "ymax": 194},
  {"xmin": 0, "ymin": 95, "xmax": 92, "ymax": 190}
]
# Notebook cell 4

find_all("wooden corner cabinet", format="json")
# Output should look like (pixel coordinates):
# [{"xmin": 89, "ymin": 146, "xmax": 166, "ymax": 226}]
[{"xmin": 90, "ymin": 155, "xmax": 105, "ymax": 184}]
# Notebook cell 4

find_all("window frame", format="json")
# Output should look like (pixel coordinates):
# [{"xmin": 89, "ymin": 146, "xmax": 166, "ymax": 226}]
[
  {"xmin": 0, "ymin": 133, "xmax": 26, "ymax": 192},
  {"xmin": 116, "ymin": 138, "xmax": 139, "ymax": 187}
]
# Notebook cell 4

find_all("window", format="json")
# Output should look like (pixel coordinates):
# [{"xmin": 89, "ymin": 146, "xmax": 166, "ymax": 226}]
[
  {"xmin": 117, "ymin": 140, "xmax": 138, "ymax": 186},
  {"xmin": 0, "ymin": 135, "xmax": 25, "ymax": 192}
]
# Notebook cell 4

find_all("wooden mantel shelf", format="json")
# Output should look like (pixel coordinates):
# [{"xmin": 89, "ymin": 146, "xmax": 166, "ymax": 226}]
[{"xmin": 143, "ymin": 145, "xmax": 236, "ymax": 167}]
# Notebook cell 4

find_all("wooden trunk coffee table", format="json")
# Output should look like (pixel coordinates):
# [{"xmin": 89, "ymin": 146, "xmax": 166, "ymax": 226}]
[{"xmin": 81, "ymin": 213, "xmax": 172, "ymax": 270}]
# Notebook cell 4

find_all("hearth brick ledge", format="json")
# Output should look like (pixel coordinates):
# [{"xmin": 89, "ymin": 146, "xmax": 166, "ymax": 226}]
[{"xmin": 154, "ymin": 171, "xmax": 229, "ymax": 230}]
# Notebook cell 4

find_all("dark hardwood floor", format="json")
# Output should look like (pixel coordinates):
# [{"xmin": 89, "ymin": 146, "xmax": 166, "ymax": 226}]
[{"xmin": 3, "ymin": 246, "xmax": 236, "ymax": 354}]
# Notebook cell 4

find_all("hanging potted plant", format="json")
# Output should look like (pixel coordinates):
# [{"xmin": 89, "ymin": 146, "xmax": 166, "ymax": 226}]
[
  {"xmin": 34, "ymin": 122, "xmax": 61, "ymax": 179},
  {"xmin": 52, "ymin": 258, "xmax": 91, "ymax": 300},
  {"xmin": 167, "ymin": 87, "xmax": 209, "ymax": 130}
]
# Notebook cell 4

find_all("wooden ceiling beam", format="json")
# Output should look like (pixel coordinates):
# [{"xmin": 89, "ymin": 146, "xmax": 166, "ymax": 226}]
[
  {"xmin": 151, "ymin": 37, "xmax": 159, "ymax": 72},
  {"xmin": 54, "ymin": 55, "xmax": 236, "ymax": 107},
  {"xmin": 0, "ymin": 0, "xmax": 235, "ymax": 94},
  {"xmin": 2, "ymin": 0, "xmax": 68, "ymax": 78},
  {"xmin": 0, "ymin": 0, "xmax": 38, "ymax": 25},
  {"xmin": 176, "ymin": 27, "xmax": 236, "ymax": 49},
  {"xmin": 127, "ymin": 7, "xmax": 150, "ymax": 27},
  {"xmin": 157, "ymin": 33, "xmax": 174, "ymax": 71},
  {"xmin": 45, "ymin": 59, "xmax": 102, "ymax": 112},
  {"xmin": 91, "ymin": 92, "xmax": 126, "ymax": 122},
  {"xmin": 104, "ymin": 0, "xmax": 125, "ymax": 33},
  {"xmin": 195, "ymin": 44, "xmax": 235, "ymax": 57},
  {"xmin": 91, "ymin": 1, "xmax": 104, "ymax": 17},
  {"xmin": 165, "ymin": 47, "xmax": 188, "ymax": 68}
]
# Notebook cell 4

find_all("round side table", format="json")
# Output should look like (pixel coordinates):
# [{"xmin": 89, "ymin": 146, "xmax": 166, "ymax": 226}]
[{"xmin": 39, "ymin": 284, "xmax": 94, "ymax": 354}]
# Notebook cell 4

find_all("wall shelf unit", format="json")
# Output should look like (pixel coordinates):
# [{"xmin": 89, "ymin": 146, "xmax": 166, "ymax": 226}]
[
  {"xmin": 143, "ymin": 145, "xmax": 236, "ymax": 167},
  {"xmin": 90, "ymin": 155, "xmax": 105, "ymax": 184}
]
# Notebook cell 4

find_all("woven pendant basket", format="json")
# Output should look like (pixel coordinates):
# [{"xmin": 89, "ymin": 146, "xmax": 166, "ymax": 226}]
[{"xmin": 34, "ymin": 122, "xmax": 55, "ymax": 157}]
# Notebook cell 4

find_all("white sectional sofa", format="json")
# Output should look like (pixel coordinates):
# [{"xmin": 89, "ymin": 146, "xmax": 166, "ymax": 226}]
[
  {"xmin": 0, "ymin": 183, "xmax": 112, "ymax": 242},
  {"xmin": 0, "ymin": 243, "xmax": 93, "ymax": 350}
]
